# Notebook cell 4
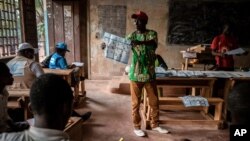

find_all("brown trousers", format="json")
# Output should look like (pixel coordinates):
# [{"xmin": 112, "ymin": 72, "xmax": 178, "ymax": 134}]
[{"xmin": 130, "ymin": 81, "xmax": 159, "ymax": 129}]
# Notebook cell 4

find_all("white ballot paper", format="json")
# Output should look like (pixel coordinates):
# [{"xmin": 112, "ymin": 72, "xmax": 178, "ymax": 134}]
[
  {"xmin": 102, "ymin": 32, "xmax": 131, "ymax": 64},
  {"xmin": 225, "ymin": 48, "xmax": 245, "ymax": 55},
  {"xmin": 72, "ymin": 62, "xmax": 84, "ymax": 67}
]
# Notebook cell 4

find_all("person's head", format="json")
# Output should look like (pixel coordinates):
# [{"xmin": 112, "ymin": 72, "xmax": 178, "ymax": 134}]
[
  {"xmin": 222, "ymin": 24, "xmax": 233, "ymax": 36},
  {"xmin": 29, "ymin": 73, "xmax": 73, "ymax": 130},
  {"xmin": 55, "ymin": 42, "xmax": 70, "ymax": 57},
  {"xmin": 131, "ymin": 11, "xmax": 148, "ymax": 32},
  {"xmin": 0, "ymin": 62, "xmax": 14, "ymax": 88},
  {"xmin": 228, "ymin": 82, "xmax": 250, "ymax": 125},
  {"xmin": 17, "ymin": 43, "xmax": 35, "ymax": 59}
]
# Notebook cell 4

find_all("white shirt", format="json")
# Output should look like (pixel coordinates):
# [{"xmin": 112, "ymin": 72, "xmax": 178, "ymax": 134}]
[
  {"xmin": 0, "ymin": 88, "xmax": 11, "ymax": 133},
  {"xmin": 30, "ymin": 62, "xmax": 44, "ymax": 77},
  {"xmin": 0, "ymin": 126, "xmax": 70, "ymax": 141}
]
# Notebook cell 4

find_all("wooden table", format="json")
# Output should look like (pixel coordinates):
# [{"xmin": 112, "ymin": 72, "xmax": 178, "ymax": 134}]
[
  {"xmin": 140, "ymin": 77, "xmax": 224, "ymax": 129},
  {"xmin": 43, "ymin": 68, "xmax": 74, "ymax": 84}
]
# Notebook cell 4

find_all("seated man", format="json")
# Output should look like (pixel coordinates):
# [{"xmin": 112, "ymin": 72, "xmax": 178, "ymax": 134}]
[
  {"xmin": 49, "ymin": 42, "xmax": 81, "ymax": 86},
  {"xmin": 0, "ymin": 74, "xmax": 74, "ymax": 140},
  {"xmin": 155, "ymin": 54, "xmax": 168, "ymax": 70},
  {"xmin": 7, "ymin": 43, "xmax": 44, "ymax": 89},
  {"xmin": 0, "ymin": 62, "xmax": 29, "ymax": 133},
  {"xmin": 49, "ymin": 42, "xmax": 75, "ymax": 69},
  {"xmin": 49, "ymin": 42, "xmax": 91, "ymax": 121}
]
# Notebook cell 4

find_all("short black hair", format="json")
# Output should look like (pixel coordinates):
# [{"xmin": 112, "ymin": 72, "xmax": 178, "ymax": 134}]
[
  {"xmin": 0, "ymin": 62, "xmax": 9, "ymax": 76},
  {"xmin": 228, "ymin": 82, "xmax": 250, "ymax": 124},
  {"xmin": 30, "ymin": 73, "xmax": 73, "ymax": 115}
]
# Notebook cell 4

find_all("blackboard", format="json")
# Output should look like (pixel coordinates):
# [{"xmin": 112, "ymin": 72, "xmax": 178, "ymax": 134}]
[{"xmin": 167, "ymin": 0, "xmax": 250, "ymax": 46}]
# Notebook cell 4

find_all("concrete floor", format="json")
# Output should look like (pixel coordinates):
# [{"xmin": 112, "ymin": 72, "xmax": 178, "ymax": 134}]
[{"xmin": 75, "ymin": 80, "xmax": 229, "ymax": 141}]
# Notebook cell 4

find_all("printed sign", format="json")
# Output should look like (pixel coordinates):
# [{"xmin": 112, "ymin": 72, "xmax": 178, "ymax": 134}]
[{"xmin": 103, "ymin": 32, "xmax": 131, "ymax": 64}]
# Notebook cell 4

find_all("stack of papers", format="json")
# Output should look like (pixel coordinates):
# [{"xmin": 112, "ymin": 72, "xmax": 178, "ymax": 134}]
[
  {"xmin": 156, "ymin": 70, "xmax": 206, "ymax": 78},
  {"xmin": 180, "ymin": 95, "xmax": 209, "ymax": 107}
]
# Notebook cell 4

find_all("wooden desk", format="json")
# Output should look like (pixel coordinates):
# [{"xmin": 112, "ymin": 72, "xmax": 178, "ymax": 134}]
[
  {"xmin": 156, "ymin": 77, "xmax": 216, "ymax": 97},
  {"xmin": 181, "ymin": 53, "xmax": 215, "ymax": 71},
  {"xmin": 140, "ymin": 77, "xmax": 224, "ymax": 129},
  {"xmin": 8, "ymin": 89, "xmax": 31, "ymax": 120},
  {"xmin": 43, "ymin": 68, "xmax": 74, "ymax": 84},
  {"xmin": 64, "ymin": 117, "xmax": 82, "ymax": 141},
  {"xmin": 43, "ymin": 68, "xmax": 80, "ymax": 103}
]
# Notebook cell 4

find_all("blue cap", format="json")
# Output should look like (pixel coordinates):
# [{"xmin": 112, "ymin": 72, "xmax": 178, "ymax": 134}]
[{"xmin": 56, "ymin": 42, "xmax": 70, "ymax": 52}]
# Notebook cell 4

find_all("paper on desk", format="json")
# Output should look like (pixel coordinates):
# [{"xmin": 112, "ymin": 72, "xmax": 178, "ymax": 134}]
[
  {"xmin": 156, "ymin": 70, "xmax": 207, "ymax": 78},
  {"xmin": 155, "ymin": 67, "xmax": 168, "ymax": 73},
  {"xmin": 182, "ymin": 51, "xmax": 197, "ymax": 58},
  {"xmin": 225, "ymin": 48, "xmax": 245, "ymax": 55},
  {"xmin": 72, "ymin": 62, "xmax": 84, "ymax": 67}
]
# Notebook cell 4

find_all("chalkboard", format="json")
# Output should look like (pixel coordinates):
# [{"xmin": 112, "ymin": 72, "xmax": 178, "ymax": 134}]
[{"xmin": 167, "ymin": 0, "xmax": 250, "ymax": 46}]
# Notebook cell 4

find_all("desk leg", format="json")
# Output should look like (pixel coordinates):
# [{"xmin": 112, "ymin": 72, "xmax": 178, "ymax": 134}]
[
  {"xmin": 184, "ymin": 58, "xmax": 188, "ymax": 70},
  {"xmin": 24, "ymin": 97, "xmax": 32, "ymax": 120},
  {"xmin": 74, "ymin": 84, "xmax": 80, "ymax": 104},
  {"xmin": 80, "ymin": 80, "xmax": 86, "ymax": 97}
]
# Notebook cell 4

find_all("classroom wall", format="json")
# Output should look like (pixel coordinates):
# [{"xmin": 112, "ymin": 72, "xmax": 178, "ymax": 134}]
[{"xmin": 88, "ymin": 0, "xmax": 250, "ymax": 79}]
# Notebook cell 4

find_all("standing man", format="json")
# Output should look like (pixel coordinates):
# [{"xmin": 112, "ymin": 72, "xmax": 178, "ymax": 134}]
[
  {"xmin": 127, "ymin": 11, "xmax": 168, "ymax": 136},
  {"xmin": 7, "ymin": 43, "xmax": 44, "ymax": 89}
]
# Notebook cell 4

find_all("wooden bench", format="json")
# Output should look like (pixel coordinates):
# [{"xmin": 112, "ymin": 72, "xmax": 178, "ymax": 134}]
[
  {"xmin": 7, "ymin": 89, "xmax": 31, "ymax": 120},
  {"xmin": 7, "ymin": 101, "xmax": 21, "ymax": 109},
  {"xmin": 64, "ymin": 117, "xmax": 83, "ymax": 141},
  {"xmin": 141, "ymin": 96, "xmax": 224, "ymax": 129}
]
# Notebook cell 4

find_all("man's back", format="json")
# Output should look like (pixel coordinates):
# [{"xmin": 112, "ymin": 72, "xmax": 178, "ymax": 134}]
[
  {"xmin": 7, "ymin": 56, "xmax": 37, "ymax": 89},
  {"xmin": 49, "ymin": 53, "xmax": 68, "ymax": 69},
  {"xmin": 0, "ymin": 126, "xmax": 69, "ymax": 141}
]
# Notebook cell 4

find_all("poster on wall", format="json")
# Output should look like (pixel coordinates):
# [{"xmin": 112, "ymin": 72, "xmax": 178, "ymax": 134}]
[{"xmin": 102, "ymin": 32, "xmax": 131, "ymax": 64}]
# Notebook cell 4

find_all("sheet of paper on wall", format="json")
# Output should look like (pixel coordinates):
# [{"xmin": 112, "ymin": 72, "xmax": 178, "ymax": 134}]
[
  {"xmin": 102, "ymin": 32, "xmax": 131, "ymax": 64},
  {"xmin": 72, "ymin": 62, "xmax": 84, "ymax": 67},
  {"xmin": 224, "ymin": 48, "xmax": 245, "ymax": 55}
]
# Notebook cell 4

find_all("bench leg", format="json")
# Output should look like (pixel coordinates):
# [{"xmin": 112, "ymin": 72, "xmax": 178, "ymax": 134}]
[{"xmin": 214, "ymin": 102, "xmax": 223, "ymax": 120}]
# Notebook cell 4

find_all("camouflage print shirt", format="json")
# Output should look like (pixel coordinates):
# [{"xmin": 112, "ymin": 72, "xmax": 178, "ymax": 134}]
[{"xmin": 126, "ymin": 29, "xmax": 158, "ymax": 82}]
